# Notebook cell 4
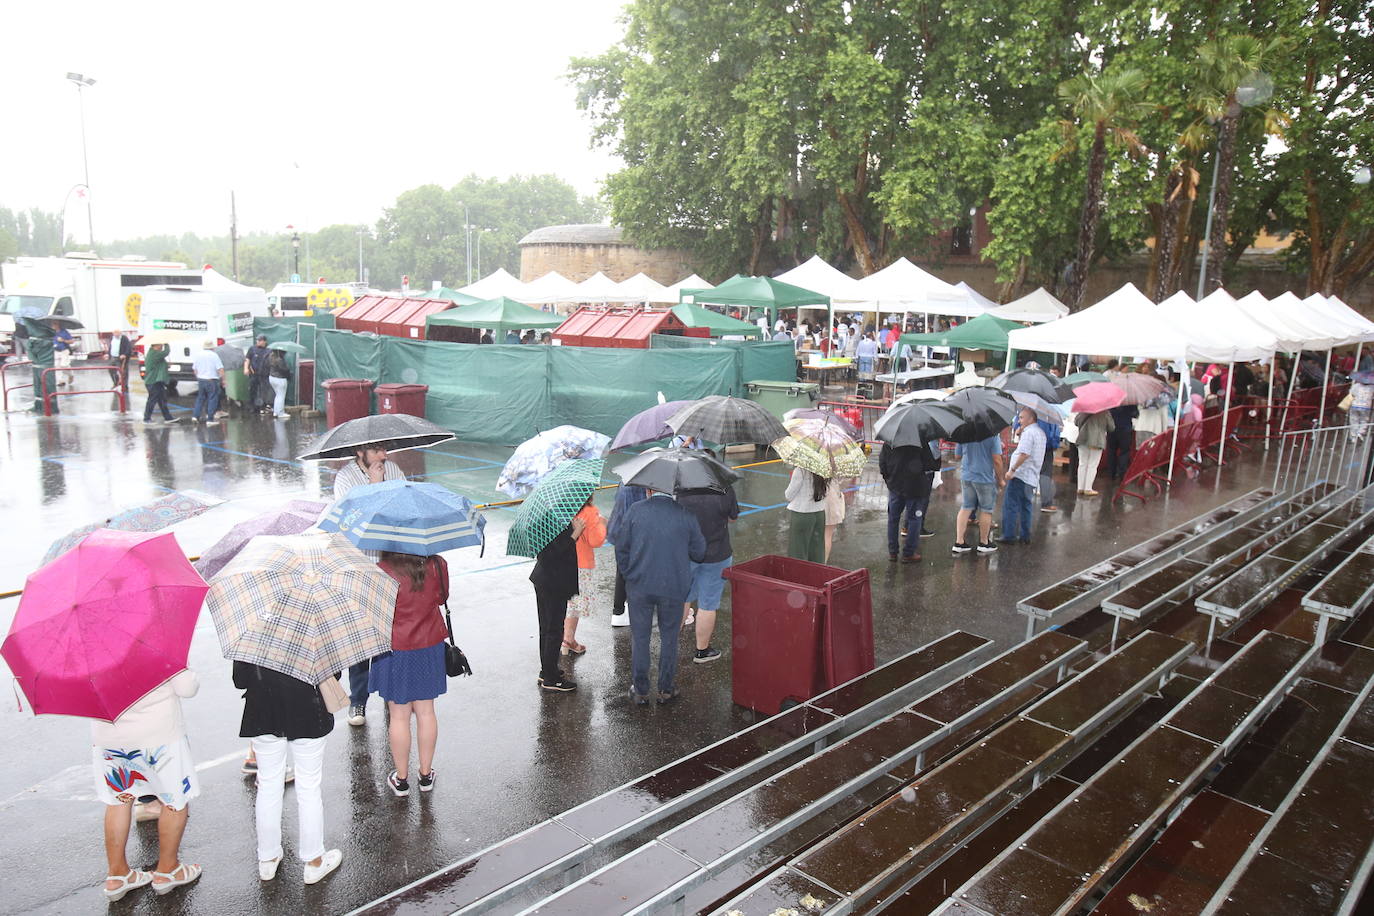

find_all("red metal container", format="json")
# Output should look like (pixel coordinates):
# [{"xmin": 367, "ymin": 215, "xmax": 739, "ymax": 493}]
[
  {"xmin": 376, "ymin": 383, "xmax": 428, "ymax": 417},
  {"xmin": 376, "ymin": 300, "xmax": 452, "ymax": 340},
  {"xmin": 551, "ymin": 307, "xmax": 694, "ymax": 348},
  {"xmin": 322, "ymin": 378, "xmax": 374, "ymax": 427},
  {"xmin": 722, "ymin": 554, "xmax": 874, "ymax": 714}
]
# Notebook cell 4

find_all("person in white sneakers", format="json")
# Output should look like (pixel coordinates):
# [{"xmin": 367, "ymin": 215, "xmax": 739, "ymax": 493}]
[
  {"xmin": 234, "ymin": 662, "xmax": 343, "ymax": 885},
  {"xmin": 605, "ymin": 483, "xmax": 648, "ymax": 627}
]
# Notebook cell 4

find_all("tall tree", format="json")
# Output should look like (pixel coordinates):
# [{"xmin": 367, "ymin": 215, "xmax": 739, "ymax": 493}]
[{"xmin": 1058, "ymin": 67, "xmax": 1152, "ymax": 309}]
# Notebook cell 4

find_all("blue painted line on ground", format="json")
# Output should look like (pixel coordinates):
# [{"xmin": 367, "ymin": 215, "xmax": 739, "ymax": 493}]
[
  {"xmin": 737, "ymin": 501, "xmax": 765, "ymax": 509},
  {"xmin": 740, "ymin": 467, "xmax": 792, "ymax": 478},
  {"xmin": 738, "ymin": 501, "xmax": 789, "ymax": 516},
  {"xmin": 196, "ymin": 443, "xmax": 302, "ymax": 467}
]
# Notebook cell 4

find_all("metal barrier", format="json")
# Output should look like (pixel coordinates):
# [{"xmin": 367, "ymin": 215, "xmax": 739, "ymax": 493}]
[
  {"xmin": 1272, "ymin": 422, "xmax": 1374, "ymax": 496},
  {"xmin": 41, "ymin": 366, "xmax": 127, "ymax": 416},
  {"xmin": 816, "ymin": 398, "xmax": 892, "ymax": 444},
  {"xmin": 2, "ymin": 360, "xmax": 33, "ymax": 411}
]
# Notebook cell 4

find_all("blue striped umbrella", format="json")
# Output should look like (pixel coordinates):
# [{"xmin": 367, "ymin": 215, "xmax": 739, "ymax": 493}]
[{"xmin": 319, "ymin": 481, "xmax": 486, "ymax": 556}]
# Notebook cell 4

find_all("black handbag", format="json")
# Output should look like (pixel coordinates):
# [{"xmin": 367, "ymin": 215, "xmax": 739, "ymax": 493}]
[{"xmin": 443, "ymin": 604, "xmax": 472, "ymax": 677}]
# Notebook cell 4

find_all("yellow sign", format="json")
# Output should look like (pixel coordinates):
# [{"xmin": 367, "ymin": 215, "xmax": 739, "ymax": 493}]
[
  {"xmin": 307, "ymin": 287, "xmax": 355, "ymax": 311},
  {"xmin": 125, "ymin": 292, "xmax": 143, "ymax": 326}
]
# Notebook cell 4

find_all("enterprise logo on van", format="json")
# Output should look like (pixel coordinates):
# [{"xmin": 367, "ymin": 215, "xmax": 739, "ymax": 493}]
[
  {"xmin": 152, "ymin": 318, "xmax": 209, "ymax": 331},
  {"xmin": 228, "ymin": 312, "xmax": 253, "ymax": 333}
]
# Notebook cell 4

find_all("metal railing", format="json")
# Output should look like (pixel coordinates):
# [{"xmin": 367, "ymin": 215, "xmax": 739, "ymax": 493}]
[
  {"xmin": 1272, "ymin": 422, "xmax": 1374, "ymax": 497},
  {"xmin": 2, "ymin": 359, "xmax": 33, "ymax": 411},
  {"xmin": 41, "ymin": 366, "xmax": 127, "ymax": 416}
]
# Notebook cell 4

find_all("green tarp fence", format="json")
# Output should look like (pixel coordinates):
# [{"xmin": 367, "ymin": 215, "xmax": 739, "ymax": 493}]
[
  {"xmin": 312, "ymin": 330, "xmax": 795, "ymax": 445},
  {"xmin": 253, "ymin": 315, "xmax": 338, "ymax": 404},
  {"xmin": 648, "ymin": 334, "xmax": 797, "ymax": 388}
]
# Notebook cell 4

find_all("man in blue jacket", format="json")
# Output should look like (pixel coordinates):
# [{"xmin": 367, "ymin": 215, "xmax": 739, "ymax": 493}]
[{"xmin": 614, "ymin": 490, "xmax": 706, "ymax": 704}]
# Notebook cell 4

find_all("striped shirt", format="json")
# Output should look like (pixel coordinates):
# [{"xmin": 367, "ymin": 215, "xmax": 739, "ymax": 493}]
[{"xmin": 332, "ymin": 459, "xmax": 405, "ymax": 500}]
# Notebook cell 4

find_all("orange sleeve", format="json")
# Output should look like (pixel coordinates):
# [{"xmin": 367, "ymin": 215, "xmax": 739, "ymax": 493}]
[{"xmin": 574, "ymin": 505, "xmax": 606, "ymax": 568}]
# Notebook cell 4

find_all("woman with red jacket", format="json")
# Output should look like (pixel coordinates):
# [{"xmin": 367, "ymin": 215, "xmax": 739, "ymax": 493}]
[{"xmin": 370, "ymin": 551, "xmax": 450, "ymax": 797}]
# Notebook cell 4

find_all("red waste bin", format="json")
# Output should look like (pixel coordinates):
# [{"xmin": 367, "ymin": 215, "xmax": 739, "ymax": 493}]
[
  {"xmin": 376, "ymin": 383, "xmax": 429, "ymax": 417},
  {"xmin": 722, "ymin": 555, "xmax": 874, "ymax": 714},
  {"xmin": 322, "ymin": 378, "xmax": 374, "ymax": 427},
  {"xmin": 298, "ymin": 359, "xmax": 315, "ymax": 408}
]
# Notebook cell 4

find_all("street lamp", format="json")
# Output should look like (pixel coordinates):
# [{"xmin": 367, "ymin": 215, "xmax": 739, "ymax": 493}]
[
  {"xmin": 291, "ymin": 231, "xmax": 301, "ymax": 279},
  {"xmin": 1196, "ymin": 71, "xmax": 1271, "ymax": 297},
  {"xmin": 66, "ymin": 72, "xmax": 95, "ymax": 248},
  {"xmin": 357, "ymin": 226, "xmax": 367, "ymax": 284},
  {"xmin": 1356, "ymin": 166, "xmax": 1372, "ymax": 187}
]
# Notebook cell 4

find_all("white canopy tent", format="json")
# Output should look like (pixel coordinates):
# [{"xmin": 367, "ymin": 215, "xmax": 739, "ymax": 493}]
[
  {"xmin": 854, "ymin": 257, "xmax": 990, "ymax": 318},
  {"xmin": 519, "ymin": 270, "xmax": 581, "ymax": 305},
  {"xmin": 774, "ymin": 255, "xmax": 868, "ymax": 303},
  {"xmin": 648, "ymin": 274, "xmax": 712, "ymax": 304},
  {"xmin": 954, "ymin": 281, "xmax": 998, "ymax": 309},
  {"xmin": 458, "ymin": 268, "xmax": 528, "ymax": 301},
  {"xmin": 1301, "ymin": 293, "xmax": 1374, "ymax": 343},
  {"xmin": 990, "ymin": 287, "xmax": 1069, "ymax": 323},
  {"xmin": 572, "ymin": 271, "xmax": 635, "ymax": 302},
  {"xmin": 1008, "ymin": 283, "xmax": 1190, "ymax": 363},
  {"xmin": 613, "ymin": 272, "xmax": 668, "ymax": 302}
]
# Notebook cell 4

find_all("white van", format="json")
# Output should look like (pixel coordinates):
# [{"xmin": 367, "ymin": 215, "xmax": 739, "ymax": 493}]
[{"xmin": 137, "ymin": 270, "xmax": 270, "ymax": 383}]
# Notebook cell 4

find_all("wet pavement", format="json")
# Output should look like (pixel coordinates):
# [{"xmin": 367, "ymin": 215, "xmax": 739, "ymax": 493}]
[{"xmin": 0, "ymin": 372, "xmax": 1283, "ymax": 914}]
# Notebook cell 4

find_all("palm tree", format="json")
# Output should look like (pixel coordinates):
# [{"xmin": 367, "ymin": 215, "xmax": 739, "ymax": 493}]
[
  {"xmin": 1192, "ymin": 35, "xmax": 1284, "ymax": 293},
  {"xmin": 1058, "ymin": 68, "xmax": 1152, "ymax": 310}
]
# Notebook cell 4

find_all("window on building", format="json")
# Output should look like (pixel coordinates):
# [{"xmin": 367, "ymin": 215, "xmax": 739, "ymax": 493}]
[{"xmin": 951, "ymin": 225, "xmax": 972, "ymax": 256}]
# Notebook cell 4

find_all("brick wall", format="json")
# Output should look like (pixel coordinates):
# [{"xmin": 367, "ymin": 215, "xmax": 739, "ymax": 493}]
[{"xmin": 520, "ymin": 243, "xmax": 699, "ymax": 284}]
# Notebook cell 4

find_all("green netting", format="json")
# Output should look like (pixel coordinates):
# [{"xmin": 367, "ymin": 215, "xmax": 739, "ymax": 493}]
[
  {"xmin": 650, "ymin": 334, "xmax": 797, "ymax": 387},
  {"xmin": 313, "ymin": 330, "xmax": 783, "ymax": 445},
  {"xmin": 253, "ymin": 315, "xmax": 337, "ymax": 403}
]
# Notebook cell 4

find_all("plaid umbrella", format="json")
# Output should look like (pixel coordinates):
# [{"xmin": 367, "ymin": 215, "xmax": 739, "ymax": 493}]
[
  {"xmin": 42, "ymin": 490, "xmax": 221, "ymax": 565},
  {"xmin": 497, "ymin": 426, "xmax": 611, "ymax": 498},
  {"xmin": 206, "ymin": 532, "xmax": 399, "ymax": 684},
  {"xmin": 194, "ymin": 500, "xmax": 327, "ymax": 580},
  {"xmin": 610, "ymin": 400, "xmax": 697, "ymax": 451},
  {"xmin": 666, "ymin": 396, "xmax": 789, "ymax": 445},
  {"xmin": 319, "ymin": 481, "xmax": 486, "ymax": 556},
  {"xmin": 298, "ymin": 414, "xmax": 456, "ymax": 461},
  {"xmin": 506, "ymin": 459, "xmax": 605, "ymax": 559},
  {"xmin": 1109, "ymin": 372, "xmax": 1168, "ymax": 406},
  {"xmin": 773, "ymin": 417, "xmax": 868, "ymax": 478}
]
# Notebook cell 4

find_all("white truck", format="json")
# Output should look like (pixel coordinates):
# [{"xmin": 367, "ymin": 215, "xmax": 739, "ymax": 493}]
[
  {"xmin": 267, "ymin": 281, "xmax": 367, "ymax": 314},
  {"xmin": 0, "ymin": 253, "xmax": 203, "ymax": 352},
  {"xmin": 136, "ymin": 269, "xmax": 271, "ymax": 384}
]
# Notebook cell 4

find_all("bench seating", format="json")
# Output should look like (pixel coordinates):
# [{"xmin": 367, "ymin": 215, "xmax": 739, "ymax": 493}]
[
  {"xmin": 1017, "ymin": 488, "xmax": 1279, "ymax": 638},
  {"xmin": 936, "ymin": 630, "xmax": 1312, "ymax": 916},
  {"xmin": 1302, "ymin": 532, "xmax": 1374, "ymax": 644},
  {"xmin": 705, "ymin": 631, "xmax": 1193, "ymax": 916},
  {"xmin": 352, "ymin": 632, "xmax": 993, "ymax": 915},
  {"xmin": 517, "ymin": 631, "xmax": 1087, "ymax": 915}
]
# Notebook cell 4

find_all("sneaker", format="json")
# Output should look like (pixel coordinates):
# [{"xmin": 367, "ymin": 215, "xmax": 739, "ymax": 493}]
[
  {"xmin": 258, "ymin": 856, "xmax": 281, "ymax": 881},
  {"xmin": 977, "ymin": 541, "xmax": 999, "ymax": 553},
  {"xmin": 347, "ymin": 705, "xmax": 365, "ymax": 726},
  {"xmin": 693, "ymin": 647, "xmax": 722, "ymax": 664},
  {"xmin": 164, "ymin": 417, "xmax": 181, "ymax": 424},
  {"xmin": 417, "ymin": 769, "xmax": 436, "ymax": 792},
  {"xmin": 610, "ymin": 612, "xmax": 630, "ymax": 628},
  {"xmin": 539, "ymin": 674, "xmax": 577, "ymax": 692},
  {"xmin": 888, "ymin": 553, "xmax": 898, "ymax": 562},
  {"xmin": 920, "ymin": 527, "xmax": 936, "ymax": 538},
  {"xmin": 656, "ymin": 689, "xmax": 681, "ymax": 705},
  {"xmin": 951, "ymin": 542, "xmax": 973, "ymax": 554},
  {"xmin": 901, "ymin": 554, "xmax": 921, "ymax": 563},
  {"xmin": 240, "ymin": 757, "xmax": 258, "ymax": 775},
  {"xmin": 629, "ymin": 689, "xmax": 650, "ymax": 705},
  {"xmin": 303, "ymin": 849, "xmax": 342, "ymax": 885},
  {"xmin": 387, "ymin": 771, "xmax": 410, "ymax": 797}
]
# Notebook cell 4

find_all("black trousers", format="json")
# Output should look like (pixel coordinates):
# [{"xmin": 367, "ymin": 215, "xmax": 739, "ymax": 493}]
[
  {"xmin": 533, "ymin": 586, "xmax": 567, "ymax": 682},
  {"xmin": 613, "ymin": 568, "xmax": 627, "ymax": 614}
]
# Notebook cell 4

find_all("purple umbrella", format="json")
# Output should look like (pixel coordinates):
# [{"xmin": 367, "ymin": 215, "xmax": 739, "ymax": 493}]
[
  {"xmin": 194, "ymin": 500, "xmax": 327, "ymax": 580},
  {"xmin": 610, "ymin": 400, "xmax": 697, "ymax": 451}
]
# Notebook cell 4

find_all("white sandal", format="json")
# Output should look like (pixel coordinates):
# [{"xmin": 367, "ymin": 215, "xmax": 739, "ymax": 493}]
[
  {"xmin": 102, "ymin": 869, "xmax": 153, "ymax": 901},
  {"xmin": 151, "ymin": 862, "xmax": 202, "ymax": 895}
]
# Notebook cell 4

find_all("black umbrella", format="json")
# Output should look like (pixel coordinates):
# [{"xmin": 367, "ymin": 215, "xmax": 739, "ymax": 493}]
[
  {"xmin": 874, "ymin": 402, "xmax": 965, "ymax": 448},
  {"xmin": 298, "ymin": 414, "xmax": 456, "ymax": 460},
  {"xmin": 612, "ymin": 447, "xmax": 741, "ymax": 493},
  {"xmin": 666, "ymin": 396, "xmax": 789, "ymax": 445},
  {"xmin": 988, "ymin": 368, "xmax": 1073, "ymax": 403},
  {"xmin": 941, "ymin": 387, "xmax": 1018, "ymax": 443},
  {"xmin": 40, "ymin": 315, "xmax": 84, "ymax": 330}
]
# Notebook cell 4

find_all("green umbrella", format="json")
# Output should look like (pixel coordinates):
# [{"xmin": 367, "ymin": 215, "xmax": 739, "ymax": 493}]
[
  {"xmin": 1063, "ymin": 371, "xmax": 1109, "ymax": 386},
  {"xmin": 505, "ymin": 458, "xmax": 605, "ymax": 559},
  {"xmin": 270, "ymin": 341, "xmax": 308, "ymax": 353}
]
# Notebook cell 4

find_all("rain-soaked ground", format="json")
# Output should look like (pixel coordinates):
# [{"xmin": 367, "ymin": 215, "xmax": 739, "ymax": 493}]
[{"xmin": 0, "ymin": 373, "xmax": 1281, "ymax": 914}]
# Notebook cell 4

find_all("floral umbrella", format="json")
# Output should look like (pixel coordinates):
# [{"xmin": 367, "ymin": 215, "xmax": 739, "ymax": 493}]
[
  {"xmin": 497, "ymin": 426, "xmax": 611, "ymax": 498},
  {"xmin": 41, "ymin": 490, "xmax": 221, "ymax": 565},
  {"xmin": 506, "ymin": 459, "xmax": 605, "ymax": 558},
  {"xmin": 772, "ymin": 417, "xmax": 868, "ymax": 478}
]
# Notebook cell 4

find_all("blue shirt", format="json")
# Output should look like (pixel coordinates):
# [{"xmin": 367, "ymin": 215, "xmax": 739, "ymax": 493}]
[
  {"xmin": 956, "ymin": 435, "xmax": 1003, "ymax": 484},
  {"xmin": 613, "ymin": 494, "xmax": 706, "ymax": 601}
]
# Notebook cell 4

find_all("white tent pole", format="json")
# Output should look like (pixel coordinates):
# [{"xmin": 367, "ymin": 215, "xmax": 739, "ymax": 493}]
[
  {"xmin": 1167, "ymin": 361, "xmax": 1188, "ymax": 482},
  {"xmin": 1003, "ymin": 348, "xmax": 1013, "ymax": 373},
  {"xmin": 1319, "ymin": 348, "xmax": 1333, "ymax": 426},
  {"xmin": 1218, "ymin": 360, "xmax": 1235, "ymax": 466},
  {"xmin": 1265, "ymin": 353, "xmax": 1276, "ymax": 450}
]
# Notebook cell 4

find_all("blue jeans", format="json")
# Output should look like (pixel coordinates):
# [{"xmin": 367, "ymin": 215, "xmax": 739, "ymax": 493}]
[
  {"xmin": 887, "ymin": 492, "xmax": 924, "ymax": 557},
  {"xmin": 348, "ymin": 659, "xmax": 370, "ymax": 706},
  {"xmin": 192, "ymin": 378, "xmax": 220, "ymax": 420},
  {"xmin": 628, "ymin": 591, "xmax": 683, "ymax": 697},
  {"xmin": 1002, "ymin": 478, "xmax": 1033, "ymax": 540}
]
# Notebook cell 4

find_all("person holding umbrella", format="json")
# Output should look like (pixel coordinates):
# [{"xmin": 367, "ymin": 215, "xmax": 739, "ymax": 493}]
[
  {"xmin": 784, "ymin": 468, "xmax": 829, "ymax": 563},
  {"xmin": 530, "ymin": 504, "xmax": 589, "ymax": 693},
  {"xmin": 267, "ymin": 347, "xmax": 292, "ymax": 419},
  {"xmin": 563, "ymin": 499, "xmax": 607, "ymax": 656},
  {"xmin": 142, "ymin": 342, "xmax": 177, "ymax": 424}
]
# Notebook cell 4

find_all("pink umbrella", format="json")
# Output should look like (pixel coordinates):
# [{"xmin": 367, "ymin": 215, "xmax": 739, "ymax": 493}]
[
  {"xmin": 1071, "ymin": 381, "xmax": 1128, "ymax": 414},
  {"xmin": 2, "ymin": 529, "xmax": 208, "ymax": 721}
]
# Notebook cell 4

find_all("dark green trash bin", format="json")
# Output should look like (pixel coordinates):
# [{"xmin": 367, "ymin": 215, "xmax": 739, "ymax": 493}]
[{"xmin": 744, "ymin": 379, "xmax": 820, "ymax": 421}]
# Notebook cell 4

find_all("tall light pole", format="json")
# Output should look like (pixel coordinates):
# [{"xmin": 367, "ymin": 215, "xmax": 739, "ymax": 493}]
[
  {"xmin": 357, "ymin": 226, "xmax": 366, "ymax": 283},
  {"xmin": 1196, "ymin": 72, "xmax": 1270, "ymax": 297},
  {"xmin": 66, "ymin": 72, "xmax": 95, "ymax": 248},
  {"xmin": 291, "ymin": 230, "xmax": 301, "ymax": 280}
]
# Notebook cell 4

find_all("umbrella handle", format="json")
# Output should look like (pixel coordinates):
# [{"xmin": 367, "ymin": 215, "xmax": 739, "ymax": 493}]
[{"xmin": 11, "ymin": 679, "xmax": 24, "ymax": 714}]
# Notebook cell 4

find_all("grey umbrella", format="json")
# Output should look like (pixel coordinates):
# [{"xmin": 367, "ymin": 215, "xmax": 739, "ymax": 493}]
[
  {"xmin": 1006, "ymin": 390, "xmax": 1065, "ymax": 425},
  {"xmin": 666, "ymin": 396, "xmax": 789, "ymax": 445},
  {"xmin": 874, "ymin": 402, "xmax": 964, "ymax": 448},
  {"xmin": 942, "ymin": 387, "xmax": 1018, "ymax": 443},
  {"xmin": 214, "ymin": 343, "xmax": 246, "ymax": 372},
  {"xmin": 298, "ymin": 414, "xmax": 456, "ymax": 460},
  {"xmin": 612, "ymin": 447, "xmax": 741, "ymax": 493},
  {"xmin": 989, "ymin": 368, "xmax": 1074, "ymax": 402}
]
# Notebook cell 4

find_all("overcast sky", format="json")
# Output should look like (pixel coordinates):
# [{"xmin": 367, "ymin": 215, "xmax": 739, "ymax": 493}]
[{"xmin": 3, "ymin": 0, "xmax": 626, "ymax": 244}]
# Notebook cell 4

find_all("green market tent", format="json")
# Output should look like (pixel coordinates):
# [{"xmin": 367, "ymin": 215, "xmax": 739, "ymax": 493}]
[
  {"xmin": 681, "ymin": 275, "xmax": 830, "ymax": 327},
  {"xmin": 421, "ymin": 287, "xmax": 483, "ymax": 305},
  {"xmin": 425, "ymin": 296, "xmax": 563, "ymax": 335},
  {"xmin": 670, "ymin": 302, "xmax": 763, "ymax": 338},
  {"xmin": 900, "ymin": 313, "xmax": 1023, "ymax": 352}
]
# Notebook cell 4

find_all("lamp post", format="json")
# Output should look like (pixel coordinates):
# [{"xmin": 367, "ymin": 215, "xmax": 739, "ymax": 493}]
[
  {"xmin": 65, "ymin": 72, "xmax": 95, "ymax": 248},
  {"xmin": 357, "ymin": 226, "xmax": 367, "ymax": 283},
  {"xmin": 291, "ymin": 231, "xmax": 301, "ymax": 279},
  {"xmin": 1196, "ymin": 72, "xmax": 1271, "ymax": 297}
]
